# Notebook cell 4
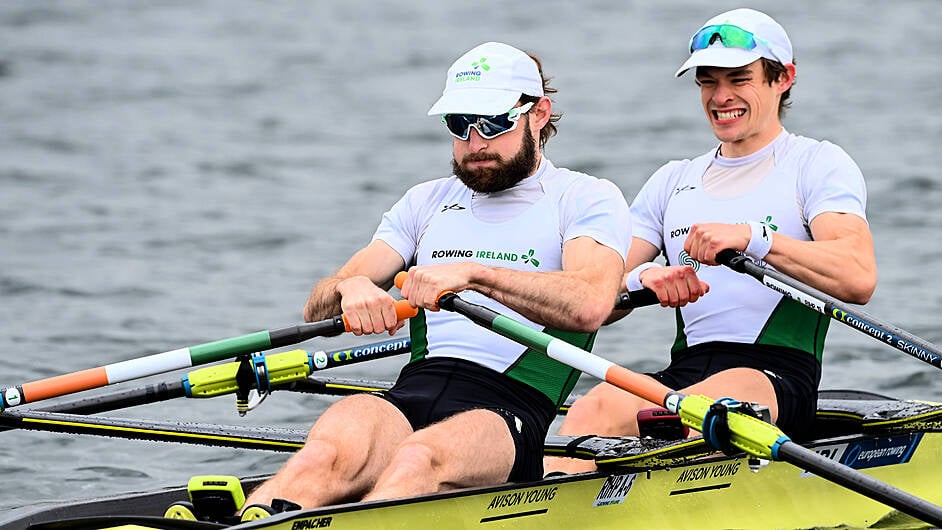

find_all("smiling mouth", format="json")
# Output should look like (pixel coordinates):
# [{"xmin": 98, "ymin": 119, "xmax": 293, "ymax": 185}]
[{"xmin": 714, "ymin": 109, "xmax": 746, "ymax": 121}]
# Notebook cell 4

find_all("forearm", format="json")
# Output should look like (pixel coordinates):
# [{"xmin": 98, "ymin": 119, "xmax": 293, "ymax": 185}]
[
  {"xmin": 687, "ymin": 214, "xmax": 876, "ymax": 304},
  {"xmin": 471, "ymin": 257, "xmax": 624, "ymax": 332},
  {"xmin": 304, "ymin": 277, "xmax": 345, "ymax": 322},
  {"xmin": 303, "ymin": 240, "xmax": 405, "ymax": 323},
  {"xmin": 763, "ymin": 230, "xmax": 876, "ymax": 304}
]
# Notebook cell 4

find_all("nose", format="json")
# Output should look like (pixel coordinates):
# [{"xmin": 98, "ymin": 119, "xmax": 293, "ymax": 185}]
[
  {"xmin": 712, "ymin": 81, "xmax": 735, "ymax": 105},
  {"xmin": 466, "ymin": 125, "xmax": 489, "ymax": 151}
]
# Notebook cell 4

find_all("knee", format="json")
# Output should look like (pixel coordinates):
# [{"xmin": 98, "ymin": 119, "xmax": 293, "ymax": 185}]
[
  {"xmin": 566, "ymin": 384, "xmax": 625, "ymax": 423},
  {"xmin": 561, "ymin": 385, "xmax": 641, "ymax": 436},
  {"xmin": 565, "ymin": 394, "xmax": 607, "ymax": 425},
  {"xmin": 289, "ymin": 438, "xmax": 341, "ymax": 475},
  {"xmin": 389, "ymin": 441, "xmax": 438, "ymax": 476}
]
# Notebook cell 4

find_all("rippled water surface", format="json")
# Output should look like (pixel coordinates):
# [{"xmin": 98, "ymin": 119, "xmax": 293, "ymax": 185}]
[{"xmin": 0, "ymin": 0, "xmax": 939, "ymax": 513}]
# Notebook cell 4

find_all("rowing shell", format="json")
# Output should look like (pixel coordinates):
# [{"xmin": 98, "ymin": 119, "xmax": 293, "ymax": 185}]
[{"xmin": 3, "ymin": 391, "xmax": 941, "ymax": 529}]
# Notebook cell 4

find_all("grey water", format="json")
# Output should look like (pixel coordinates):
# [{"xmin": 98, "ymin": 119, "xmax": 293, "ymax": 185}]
[{"xmin": 0, "ymin": 0, "xmax": 939, "ymax": 513}]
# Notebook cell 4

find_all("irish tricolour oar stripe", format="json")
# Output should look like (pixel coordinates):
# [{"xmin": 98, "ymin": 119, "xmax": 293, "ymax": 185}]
[
  {"xmin": 1, "ymin": 300, "xmax": 417, "ymax": 410},
  {"xmin": 489, "ymin": 313, "xmax": 670, "ymax": 405},
  {"xmin": 8, "ymin": 332, "xmax": 270, "ymax": 407}
]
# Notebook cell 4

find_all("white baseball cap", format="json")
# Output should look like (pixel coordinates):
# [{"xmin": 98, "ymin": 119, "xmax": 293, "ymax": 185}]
[
  {"xmin": 675, "ymin": 8, "xmax": 793, "ymax": 77},
  {"xmin": 427, "ymin": 42, "xmax": 544, "ymax": 116}
]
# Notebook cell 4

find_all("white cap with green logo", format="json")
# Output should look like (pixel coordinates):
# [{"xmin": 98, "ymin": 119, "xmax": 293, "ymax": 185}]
[{"xmin": 428, "ymin": 41, "xmax": 544, "ymax": 116}]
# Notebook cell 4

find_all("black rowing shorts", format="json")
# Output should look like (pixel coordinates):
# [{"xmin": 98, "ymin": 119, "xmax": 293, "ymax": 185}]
[
  {"xmin": 647, "ymin": 341, "xmax": 822, "ymax": 441},
  {"xmin": 377, "ymin": 357, "xmax": 556, "ymax": 481}
]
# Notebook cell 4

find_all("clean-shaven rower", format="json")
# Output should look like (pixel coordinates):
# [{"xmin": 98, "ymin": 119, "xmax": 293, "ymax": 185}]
[{"xmin": 546, "ymin": 8, "xmax": 876, "ymax": 475}]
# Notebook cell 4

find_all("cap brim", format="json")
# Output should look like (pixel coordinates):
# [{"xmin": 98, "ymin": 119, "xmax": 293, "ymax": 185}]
[
  {"xmin": 427, "ymin": 88, "xmax": 522, "ymax": 116},
  {"xmin": 675, "ymin": 47, "xmax": 762, "ymax": 77}
]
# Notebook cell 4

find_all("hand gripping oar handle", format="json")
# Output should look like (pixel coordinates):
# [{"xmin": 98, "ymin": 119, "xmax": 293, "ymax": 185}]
[
  {"xmin": 0, "ymin": 300, "xmax": 417, "ymax": 410},
  {"xmin": 716, "ymin": 249, "xmax": 942, "ymax": 370},
  {"xmin": 392, "ymin": 272, "xmax": 659, "ymax": 313},
  {"xmin": 393, "ymin": 273, "xmax": 942, "ymax": 526},
  {"xmin": 614, "ymin": 287, "xmax": 660, "ymax": 310}
]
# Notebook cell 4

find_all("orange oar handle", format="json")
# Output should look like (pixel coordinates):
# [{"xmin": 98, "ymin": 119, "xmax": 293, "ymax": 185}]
[
  {"xmin": 395, "ymin": 271, "xmax": 408, "ymax": 288},
  {"xmin": 342, "ymin": 299, "xmax": 418, "ymax": 332},
  {"xmin": 393, "ymin": 271, "xmax": 453, "ymax": 305}
]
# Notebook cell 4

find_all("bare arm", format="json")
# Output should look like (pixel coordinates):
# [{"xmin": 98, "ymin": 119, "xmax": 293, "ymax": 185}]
[
  {"xmin": 764, "ymin": 212, "xmax": 876, "ymax": 303},
  {"xmin": 303, "ymin": 239, "xmax": 407, "ymax": 335},
  {"xmin": 607, "ymin": 237, "xmax": 710, "ymax": 324},
  {"xmin": 683, "ymin": 212, "xmax": 876, "ymax": 304},
  {"xmin": 399, "ymin": 236, "xmax": 625, "ymax": 332}
]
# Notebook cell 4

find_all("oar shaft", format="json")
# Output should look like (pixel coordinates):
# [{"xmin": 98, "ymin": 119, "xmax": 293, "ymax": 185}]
[
  {"xmin": 15, "ymin": 338, "xmax": 413, "ymax": 417},
  {"xmin": 410, "ymin": 275, "xmax": 942, "ymax": 525},
  {"xmin": 778, "ymin": 441, "xmax": 942, "ymax": 526},
  {"xmin": 1, "ymin": 300, "xmax": 417, "ymax": 410},
  {"xmin": 0, "ymin": 409, "xmax": 306, "ymax": 452},
  {"xmin": 460, "ymin": 294, "xmax": 670, "ymax": 405},
  {"xmin": 718, "ymin": 250, "xmax": 942, "ymax": 369}
]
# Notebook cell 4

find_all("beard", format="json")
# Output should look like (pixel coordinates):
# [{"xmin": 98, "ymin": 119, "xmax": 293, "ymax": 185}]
[{"xmin": 452, "ymin": 123, "xmax": 538, "ymax": 194}]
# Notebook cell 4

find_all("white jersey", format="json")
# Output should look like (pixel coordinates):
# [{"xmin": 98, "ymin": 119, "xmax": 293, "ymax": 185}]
[
  {"xmin": 374, "ymin": 157, "xmax": 631, "ymax": 404},
  {"xmin": 631, "ymin": 131, "xmax": 867, "ymax": 360}
]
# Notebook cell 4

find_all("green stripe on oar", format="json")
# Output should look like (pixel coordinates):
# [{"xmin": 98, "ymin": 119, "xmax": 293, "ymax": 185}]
[
  {"xmin": 187, "ymin": 332, "xmax": 273, "ymax": 364},
  {"xmin": 492, "ymin": 315, "xmax": 554, "ymax": 351},
  {"xmin": 428, "ymin": 289, "xmax": 942, "ymax": 526},
  {"xmin": 0, "ymin": 301, "xmax": 418, "ymax": 411},
  {"xmin": 717, "ymin": 250, "xmax": 942, "ymax": 370}
]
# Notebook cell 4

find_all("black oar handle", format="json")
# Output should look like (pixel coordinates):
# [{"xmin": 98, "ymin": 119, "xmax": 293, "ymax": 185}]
[
  {"xmin": 614, "ymin": 288, "xmax": 659, "ymax": 310},
  {"xmin": 716, "ymin": 249, "xmax": 749, "ymax": 272}
]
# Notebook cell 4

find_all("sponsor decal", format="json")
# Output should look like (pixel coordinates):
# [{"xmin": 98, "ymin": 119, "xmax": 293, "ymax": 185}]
[
  {"xmin": 330, "ymin": 339, "xmax": 409, "ymax": 363},
  {"xmin": 291, "ymin": 517, "xmax": 332, "ymax": 529},
  {"xmin": 842, "ymin": 434, "xmax": 922, "ymax": 470},
  {"xmin": 675, "ymin": 461, "xmax": 740, "ymax": 483},
  {"xmin": 431, "ymin": 249, "xmax": 474, "ymax": 259},
  {"xmin": 764, "ymin": 277, "xmax": 825, "ymax": 312},
  {"xmin": 669, "ymin": 226, "xmax": 690, "ymax": 239},
  {"xmin": 4, "ymin": 387, "xmax": 21, "ymax": 407},
  {"xmin": 759, "ymin": 215, "xmax": 778, "ymax": 231},
  {"xmin": 677, "ymin": 250, "xmax": 700, "ymax": 272},
  {"xmin": 830, "ymin": 309, "xmax": 941, "ymax": 364},
  {"xmin": 800, "ymin": 442, "xmax": 848, "ymax": 477},
  {"xmin": 802, "ymin": 435, "xmax": 922, "ymax": 477},
  {"xmin": 312, "ymin": 350, "xmax": 328, "ymax": 370},
  {"xmin": 520, "ymin": 248, "xmax": 540, "ymax": 267},
  {"xmin": 593, "ymin": 473, "xmax": 637, "ymax": 507},
  {"xmin": 429, "ymin": 248, "xmax": 541, "ymax": 268},
  {"xmin": 487, "ymin": 486, "xmax": 557, "ymax": 509},
  {"xmin": 454, "ymin": 57, "xmax": 489, "ymax": 83}
]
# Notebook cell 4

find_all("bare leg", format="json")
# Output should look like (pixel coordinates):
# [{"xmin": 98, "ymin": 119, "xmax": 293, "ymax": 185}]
[
  {"xmin": 682, "ymin": 367, "xmax": 779, "ymax": 421},
  {"xmin": 544, "ymin": 368, "xmax": 779, "ymax": 475},
  {"xmin": 362, "ymin": 409, "xmax": 515, "ymax": 501},
  {"xmin": 544, "ymin": 380, "xmax": 659, "ymax": 474},
  {"xmin": 244, "ymin": 393, "xmax": 412, "ymax": 509}
]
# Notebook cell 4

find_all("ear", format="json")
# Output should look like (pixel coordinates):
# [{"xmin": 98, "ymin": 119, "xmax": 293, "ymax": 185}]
[
  {"xmin": 529, "ymin": 97, "xmax": 553, "ymax": 131},
  {"xmin": 778, "ymin": 63, "xmax": 797, "ymax": 93}
]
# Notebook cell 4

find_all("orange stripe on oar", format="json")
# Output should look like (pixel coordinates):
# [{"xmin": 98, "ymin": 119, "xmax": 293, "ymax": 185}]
[
  {"xmin": 603, "ymin": 364, "xmax": 673, "ymax": 406},
  {"xmin": 22, "ymin": 367, "xmax": 110, "ymax": 402}
]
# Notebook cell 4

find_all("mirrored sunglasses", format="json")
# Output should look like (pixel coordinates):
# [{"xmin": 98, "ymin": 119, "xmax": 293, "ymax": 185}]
[
  {"xmin": 442, "ymin": 102, "xmax": 535, "ymax": 141},
  {"xmin": 689, "ymin": 24, "xmax": 761, "ymax": 53}
]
